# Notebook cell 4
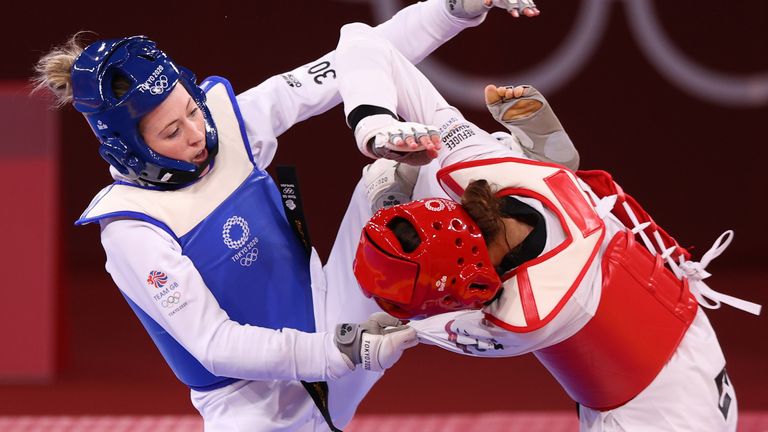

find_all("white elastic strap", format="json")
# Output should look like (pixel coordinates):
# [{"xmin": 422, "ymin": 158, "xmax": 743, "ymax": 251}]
[
  {"xmin": 679, "ymin": 231, "xmax": 762, "ymax": 316},
  {"xmin": 617, "ymin": 200, "xmax": 760, "ymax": 315},
  {"xmin": 593, "ymin": 194, "xmax": 617, "ymax": 219},
  {"xmin": 621, "ymin": 200, "xmax": 688, "ymax": 278},
  {"xmin": 578, "ymin": 181, "xmax": 616, "ymax": 220},
  {"xmin": 622, "ymin": 201, "xmax": 659, "ymax": 255},
  {"xmin": 653, "ymin": 230, "xmax": 685, "ymax": 279}
]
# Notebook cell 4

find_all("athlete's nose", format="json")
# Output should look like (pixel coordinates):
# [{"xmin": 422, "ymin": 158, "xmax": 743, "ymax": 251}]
[{"xmin": 187, "ymin": 118, "xmax": 205, "ymax": 146}]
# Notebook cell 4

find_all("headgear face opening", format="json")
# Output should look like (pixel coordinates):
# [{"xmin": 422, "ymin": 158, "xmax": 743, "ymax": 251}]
[
  {"xmin": 354, "ymin": 198, "xmax": 503, "ymax": 319},
  {"xmin": 71, "ymin": 36, "xmax": 219, "ymax": 186}
]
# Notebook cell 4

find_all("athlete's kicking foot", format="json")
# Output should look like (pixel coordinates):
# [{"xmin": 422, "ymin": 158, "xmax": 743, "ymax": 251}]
[
  {"xmin": 484, "ymin": 84, "xmax": 580, "ymax": 170},
  {"xmin": 448, "ymin": 0, "xmax": 540, "ymax": 19}
]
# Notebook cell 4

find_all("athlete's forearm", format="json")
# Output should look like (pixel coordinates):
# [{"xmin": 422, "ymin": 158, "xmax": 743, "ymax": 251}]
[{"xmin": 201, "ymin": 322, "xmax": 351, "ymax": 382}]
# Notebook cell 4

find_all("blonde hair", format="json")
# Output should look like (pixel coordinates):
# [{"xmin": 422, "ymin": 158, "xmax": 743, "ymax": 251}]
[{"xmin": 31, "ymin": 32, "xmax": 97, "ymax": 107}]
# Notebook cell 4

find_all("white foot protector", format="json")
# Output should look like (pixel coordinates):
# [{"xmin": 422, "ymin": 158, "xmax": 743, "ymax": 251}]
[
  {"xmin": 446, "ymin": 0, "xmax": 538, "ymax": 18},
  {"xmin": 362, "ymin": 158, "xmax": 420, "ymax": 213}
]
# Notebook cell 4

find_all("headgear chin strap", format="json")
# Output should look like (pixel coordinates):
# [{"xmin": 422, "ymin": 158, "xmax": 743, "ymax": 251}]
[{"xmin": 71, "ymin": 36, "xmax": 218, "ymax": 186}]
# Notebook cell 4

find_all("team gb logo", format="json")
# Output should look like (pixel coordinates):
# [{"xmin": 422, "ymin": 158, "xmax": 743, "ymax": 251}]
[{"xmin": 147, "ymin": 270, "xmax": 168, "ymax": 288}]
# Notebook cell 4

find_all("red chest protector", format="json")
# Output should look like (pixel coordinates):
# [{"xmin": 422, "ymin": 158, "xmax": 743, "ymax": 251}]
[{"xmin": 438, "ymin": 158, "xmax": 697, "ymax": 410}]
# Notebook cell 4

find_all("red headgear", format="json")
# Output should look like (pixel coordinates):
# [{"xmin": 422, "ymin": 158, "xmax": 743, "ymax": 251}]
[{"xmin": 354, "ymin": 198, "xmax": 502, "ymax": 319}]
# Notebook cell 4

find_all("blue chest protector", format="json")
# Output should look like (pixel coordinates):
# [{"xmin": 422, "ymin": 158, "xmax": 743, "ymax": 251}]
[{"xmin": 76, "ymin": 77, "xmax": 315, "ymax": 391}]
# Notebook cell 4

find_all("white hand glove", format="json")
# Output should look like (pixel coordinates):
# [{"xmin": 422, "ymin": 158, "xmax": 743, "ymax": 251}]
[
  {"xmin": 354, "ymin": 114, "xmax": 440, "ymax": 166},
  {"xmin": 335, "ymin": 312, "xmax": 419, "ymax": 372}
]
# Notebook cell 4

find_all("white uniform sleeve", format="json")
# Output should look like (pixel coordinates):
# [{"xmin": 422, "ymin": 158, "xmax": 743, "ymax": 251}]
[
  {"xmin": 414, "ymin": 310, "xmax": 556, "ymax": 357},
  {"xmin": 99, "ymin": 218, "xmax": 352, "ymax": 382},
  {"xmin": 410, "ymin": 296, "xmax": 595, "ymax": 358},
  {"xmin": 235, "ymin": 0, "xmax": 486, "ymax": 170}
]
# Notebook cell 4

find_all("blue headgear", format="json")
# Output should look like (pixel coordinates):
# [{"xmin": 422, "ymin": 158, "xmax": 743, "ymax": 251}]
[{"xmin": 71, "ymin": 36, "xmax": 218, "ymax": 186}]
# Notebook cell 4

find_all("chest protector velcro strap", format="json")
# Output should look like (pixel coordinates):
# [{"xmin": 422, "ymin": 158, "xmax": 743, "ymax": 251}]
[{"xmin": 438, "ymin": 157, "xmax": 605, "ymax": 331}]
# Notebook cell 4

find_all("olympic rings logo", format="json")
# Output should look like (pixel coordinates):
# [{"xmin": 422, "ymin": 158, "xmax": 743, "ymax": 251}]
[
  {"xmin": 360, "ymin": 0, "xmax": 767, "ymax": 107},
  {"xmin": 149, "ymin": 75, "xmax": 170, "ymax": 95},
  {"xmin": 161, "ymin": 292, "xmax": 182, "ymax": 308},
  {"xmin": 222, "ymin": 216, "xmax": 250, "ymax": 249},
  {"xmin": 240, "ymin": 249, "xmax": 259, "ymax": 266},
  {"xmin": 424, "ymin": 199, "xmax": 446, "ymax": 212}
]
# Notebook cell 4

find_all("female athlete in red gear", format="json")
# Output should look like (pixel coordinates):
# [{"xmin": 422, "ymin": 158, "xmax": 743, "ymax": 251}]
[{"xmin": 335, "ymin": 21, "xmax": 761, "ymax": 432}]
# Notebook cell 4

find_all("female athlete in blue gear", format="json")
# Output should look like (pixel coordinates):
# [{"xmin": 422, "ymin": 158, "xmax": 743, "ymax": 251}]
[{"xmin": 32, "ymin": 1, "xmax": 541, "ymax": 430}]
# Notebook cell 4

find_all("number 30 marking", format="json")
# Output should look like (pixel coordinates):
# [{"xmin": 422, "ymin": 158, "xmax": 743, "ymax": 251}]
[{"xmin": 308, "ymin": 61, "xmax": 336, "ymax": 85}]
